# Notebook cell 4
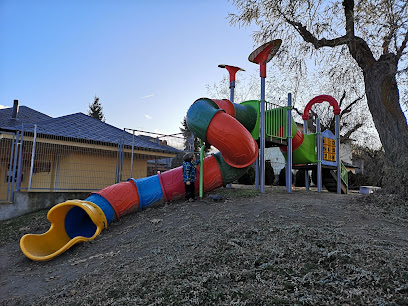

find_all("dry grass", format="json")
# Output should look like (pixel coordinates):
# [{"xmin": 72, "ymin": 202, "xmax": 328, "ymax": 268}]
[{"xmin": 1, "ymin": 186, "xmax": 407, "ymax": 305}]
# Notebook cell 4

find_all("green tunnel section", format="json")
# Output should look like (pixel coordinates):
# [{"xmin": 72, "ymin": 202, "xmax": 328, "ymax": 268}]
[
  {"xmin": 213, "ymin": 152, "xmax": 249, "ymax": 185},
  {"xmin": 190, "ymin": 98, "xmax": 318, "ymax": 171},
  {"xmin": 240, "ymin": 100, "xmax": 260, "ymax": 139},
  {"xmin": 187, "ymin": 98, "xmax": 222, "ymax": 141},
  {"xmin": 187, "ymin": 98, "xmax": 258, "ymax": 142},
  {"xmin": 283, "ymin": 133, "xmax": 317, "ymax": 165},
  {"xmin": 233, "ymin": 102, "xmax": 257, "ymax": 134}
]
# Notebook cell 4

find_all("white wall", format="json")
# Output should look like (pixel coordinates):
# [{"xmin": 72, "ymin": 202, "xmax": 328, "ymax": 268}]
[{"xmin": 265, "ymin": 147, "xmax": 286, "ymax": 173}]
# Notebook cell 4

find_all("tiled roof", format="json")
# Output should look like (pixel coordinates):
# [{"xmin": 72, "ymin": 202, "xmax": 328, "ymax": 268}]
[
  {"xmin": 0, "ymin": 106, "xmax": 52, "ymax": 129},
  {"xmin": 0, "ymin": 106, "xmax": 179, "ymax": 153}
]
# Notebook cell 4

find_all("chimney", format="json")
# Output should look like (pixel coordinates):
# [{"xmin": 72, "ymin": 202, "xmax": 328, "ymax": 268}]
[{"xmin": 11, "ymin": 99, "xmax": 19, "ymax": 119}]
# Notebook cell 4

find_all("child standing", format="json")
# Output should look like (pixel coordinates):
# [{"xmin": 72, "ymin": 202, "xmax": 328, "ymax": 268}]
[{"xmin": 182, "ymin": 152, "xmax": 200, "ymax": 202}]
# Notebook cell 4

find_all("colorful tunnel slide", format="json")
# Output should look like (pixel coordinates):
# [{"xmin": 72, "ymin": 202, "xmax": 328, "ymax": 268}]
[
  {"xmin": 20, "ymin": 98, "xmax": 259, "ymax": 261},
  {"xmin": 20, "ymin": 97, "xmax": 319, "ymax": 261}
]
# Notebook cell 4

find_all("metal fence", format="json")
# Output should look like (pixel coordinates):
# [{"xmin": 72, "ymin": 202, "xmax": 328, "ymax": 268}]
[
  {"xmin": 0, "ymin": 104, "xmax": 292, "ymax": 203},
  {"xmin": 0, "ymin": 132, "xmax": 18, "ymax": 202},
  {"xmin": 0, "ymin": 126, "xmax": 189, "ymax": 203},
  {"xmin": 124, "ymin": 129, "xmax": 197, "ymax": 178}
]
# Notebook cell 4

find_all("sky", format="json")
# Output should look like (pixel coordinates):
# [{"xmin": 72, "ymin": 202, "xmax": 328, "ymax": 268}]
[{"xmin": 0, "ymin": 0, "xmax": 262, "ymax": 134}]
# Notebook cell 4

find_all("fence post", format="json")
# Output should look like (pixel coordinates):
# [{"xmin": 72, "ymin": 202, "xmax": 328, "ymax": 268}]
[
  {"xmin": 130, "ymin": 130, "xmax": 135, "ymax": 178},
  {"xmin": 28, "ymin": 124, "xmax": 37, "ymax": 191},
  {"xmin": 115, "ymin": 140, "xmax": 121, "ymax": 184},
  {"xmin": 11, "ymin": 131, "xmax": 20, "ymax": 198},
  {"xmin": 6, "ymin": 133, "xmax": 16, "ymax": 202},
  {"xmin": 16, "ymin": 125, "xmax": 24, "ymax": 192}
]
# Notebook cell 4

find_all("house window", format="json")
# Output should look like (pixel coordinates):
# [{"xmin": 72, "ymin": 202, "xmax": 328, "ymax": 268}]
[
  {"xmin": 5, "ymin": 168, "xmax": 24, "ymax": 183},
  {"xmin": 33, "ymin": 161, "xmax": 51, "ymax": 173}
]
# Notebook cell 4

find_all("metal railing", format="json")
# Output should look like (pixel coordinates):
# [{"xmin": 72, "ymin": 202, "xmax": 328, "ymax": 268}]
[
  {"xmin": 265, "ymin": 103, "xmax": 290, "ymax": 141},
  {"xmin": 340, "ymin": 162, "xmax": 349, "ymax": 193},
  {"xmin": 0, "ymin": 126, "xmax": 184, "ymax": 202}
]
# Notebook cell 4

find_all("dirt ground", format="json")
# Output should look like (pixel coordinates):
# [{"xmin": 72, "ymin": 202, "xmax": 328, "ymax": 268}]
[{"xmin": 0, "ymin": 185, "xmax": 407, "ymax": 305}]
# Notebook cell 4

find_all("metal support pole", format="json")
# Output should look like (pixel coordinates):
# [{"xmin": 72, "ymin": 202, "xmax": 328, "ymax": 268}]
[
  {"xmin": 226, "ymin": 80, "xmax": 236, "ymax": 189},
  {"xmin": 10, "ymin": 132, "xmax": 19, "ymax": 200},
  {"xmin": 28, "ymin": 124, "xmax": 37, "ymax": 191},
  {"xmin": 316, "ymin": 118, "xmax": 322, "ymax": 192},
  {"xmin": 230, "ymin": 81, "xmax": 235, "ymax": 102},
  {"xmin": 16, "ymin": 125, "xmax": 24, "ymax": 192},
  {"xmin": 247, "ymin": 40, "xmax": 282, "ymax": 193},
  {"xmin": 120, "ymin": 136, "xmax": 124, "ymax": 182},
  {"xmin": 115, "ymin": 141, "xmax": 121, "ymax": 184},
  {"xmin": 335, "ymin": 114, "xmax": 341, "ymax": 194},
  {"xmin": 303, "ymin": 120, "xmax": 309, "ymax": 190},
  {"xmin": 286, "ymin": 93, "xmax": 292, "ymax": 193},
  {"xmin": 6, "ymin": 133, "xmax": 16, "ymax": 201},
  {"xmin": 199, "ymin": 140, "xmax": 205, "ymax": 198},
  {"xmin": 54, "ymin": 154, "xmax": 60, "ymax": 190},
  {"xmin": 130, "ymin": 130, "xmax": 135, "ymax": 178},
  {"xmin": 260, "ymin": 77, "xmax": 266, "ymax": 194},
  {"xmin": 255, "ymin": 156, "xmax": 259, "ymax": 190}
]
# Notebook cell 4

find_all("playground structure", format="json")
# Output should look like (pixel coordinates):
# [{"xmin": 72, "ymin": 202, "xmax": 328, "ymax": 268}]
[
  {"xmin": 245, "ymin": 94, "xmax": 348, "ymax": 195},
  {"xmin": 20, "ymin": 39, "xmax": 348, "ymax": 261}
]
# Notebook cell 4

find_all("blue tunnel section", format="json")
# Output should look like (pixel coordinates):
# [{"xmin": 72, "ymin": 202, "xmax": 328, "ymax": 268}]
[
  {"xmin": 63, "ymin": 175, "xmax": 165, "ymax": 240},
  {"xmin": 130, "ymin": 175, "xmax": 164, "ymax": 210},
  {"xmin": 64, "ymin": 194, "xmax": 115, "ymax": 239}
]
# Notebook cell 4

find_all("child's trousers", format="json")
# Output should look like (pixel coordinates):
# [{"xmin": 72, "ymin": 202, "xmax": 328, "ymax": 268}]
[{"xmin": 185, "ymin": 182, "xmax": 195, "ymax": 200}]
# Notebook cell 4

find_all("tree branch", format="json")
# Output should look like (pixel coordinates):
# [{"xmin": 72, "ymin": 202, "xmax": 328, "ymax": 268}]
[
  {"xmin": 338, "ymin": 91, "xmax": 347, "ymax": 108},
  {"xmin": 397, "ymin": 30, "xmax": 408, "ymax": 61},
  {"xmin": 342, "ymin": 0, "xmax": 376, "ymax": 68},
  {"xmin": 284, "ymin": 16, "xmax": 349, "ymax": 49},
  {"xmin": 343, "ymin": 0, "xmax": 355, "ymax": 38},
  {"xmin": 282, "ymin": 1, "xmax": 375, "ymax": 69},
  {"xmin": 340, "ymin": 95, "xmax": 364, "ymax": 116},
  {"xmin": 341, "ymin": 122, "xmax": 364, "ymax": 141},
  {"xmin": 292, "ymin": 106, "xmax": 303, "ymax": 116}
]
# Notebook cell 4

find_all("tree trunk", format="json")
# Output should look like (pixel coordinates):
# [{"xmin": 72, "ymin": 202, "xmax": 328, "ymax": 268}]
[{"xmin": 363, "ymin": 53, "xmax": 408, "ymax": 162}]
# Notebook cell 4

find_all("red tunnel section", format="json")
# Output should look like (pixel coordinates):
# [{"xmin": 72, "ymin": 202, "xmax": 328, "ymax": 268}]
[{"xmin": 206, "ymin": 100, "xmax": 258, "ymax": 169}]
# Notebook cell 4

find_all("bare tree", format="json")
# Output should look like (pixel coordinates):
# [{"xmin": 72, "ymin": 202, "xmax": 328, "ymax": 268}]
[
  {"xmin": 229, "ymin": 0, "xmax": 408, "ymax": 162},
  {"xmin": 207, "ymin": 64, "xmax": 377, "ymax": 145},
  {"xmin": 205, "ymin": 74, "xmax": 261, "ymax": 103},
  {"xmin": 303, "ymin": 60, "xmax": 379, "ymax": 145}
]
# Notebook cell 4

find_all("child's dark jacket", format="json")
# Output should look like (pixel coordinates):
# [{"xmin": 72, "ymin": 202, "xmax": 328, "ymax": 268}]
[{"xmin": 182, "ymin": 160, "xmax": 200, "ymax": 183}]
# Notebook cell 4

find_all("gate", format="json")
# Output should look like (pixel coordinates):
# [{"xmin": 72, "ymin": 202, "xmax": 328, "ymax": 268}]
[{"xmin": 0, "ymin": 131, "xmax": 22, "ymax": 203}]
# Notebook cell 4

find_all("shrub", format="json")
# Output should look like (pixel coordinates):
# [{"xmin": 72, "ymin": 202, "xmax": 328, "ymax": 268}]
[
  {"xmin": 353, "ymin": 146, "xmax": 407, "ymax": 202},
  {"xmin": 347, "ymin": 172, "xmax": 368, "ymax": 189},
  {"xmin": 352, "ymin": 146, "xmax": 385, "ymax": 187},
  {"xmin": 382, "ymin": 152, "xmax": 408, "ymax": 198},
  {"xmin": 265, "ymin": 161, "xmax": 275, "ymax": 185},
  {"xmin": 295, "ymin": 170, "xmax": 308, "ymax": 187},
  {"xmin": 279, "ymin": 167, "xmax": 295, "ymax": 186},
  {"xmin": 238, "ymin": 167, "xmax": 255, "ymax": 185}
]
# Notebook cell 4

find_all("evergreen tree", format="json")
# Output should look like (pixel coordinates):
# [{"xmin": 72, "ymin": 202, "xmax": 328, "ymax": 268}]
[
  {"xmin": 180, "ymin": 117, "xmax": 210, "ymax": 153},
  {"xmin": 88, "ymin": 96, "xmax": 105, "ymax": 122}
]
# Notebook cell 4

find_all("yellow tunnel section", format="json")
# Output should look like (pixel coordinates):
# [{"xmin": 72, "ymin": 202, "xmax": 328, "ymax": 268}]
[{"xmin": 20, "ymin": 200, "xmax": 107, "ymax": 261}]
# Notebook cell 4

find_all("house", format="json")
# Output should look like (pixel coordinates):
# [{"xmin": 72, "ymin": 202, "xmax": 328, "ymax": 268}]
[{"xmin": 0, "ymin": 100, "xmax": 180, "ymax": 203}]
